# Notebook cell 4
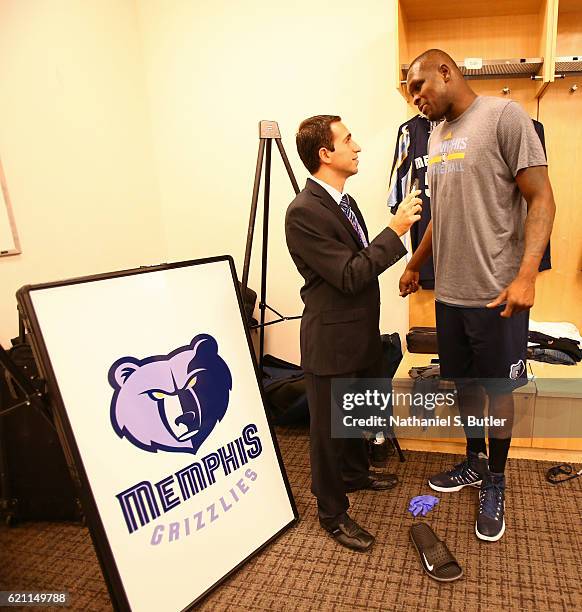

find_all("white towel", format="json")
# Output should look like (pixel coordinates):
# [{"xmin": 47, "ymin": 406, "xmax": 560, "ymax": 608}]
[{"xmin": 528, "ymin": 319, "xmax": 582, "ymax": 345}]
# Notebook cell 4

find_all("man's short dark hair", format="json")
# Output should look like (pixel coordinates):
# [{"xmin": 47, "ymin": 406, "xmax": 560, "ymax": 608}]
[
  {"xmin": 296, "ymin": 115, "xmax": 341, "ymax": 174},
  {"xmin": 409, "ymin": 49, "xmax": 460, "ymax": 76}
]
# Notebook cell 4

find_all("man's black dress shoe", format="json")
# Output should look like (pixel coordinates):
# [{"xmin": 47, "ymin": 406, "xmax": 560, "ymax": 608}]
[
  {"xmin": 345, "ymin": 474, "xmax": 398, "ymax": 492},
  {"xmin": 322, "ymin": 513, "xmax": 374, "ymax": 552}
]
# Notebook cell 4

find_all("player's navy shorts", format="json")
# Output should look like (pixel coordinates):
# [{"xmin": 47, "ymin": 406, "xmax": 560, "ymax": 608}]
[{"xmin": 435, "ymin": 301, "xmax": 529, "ymax": 395}]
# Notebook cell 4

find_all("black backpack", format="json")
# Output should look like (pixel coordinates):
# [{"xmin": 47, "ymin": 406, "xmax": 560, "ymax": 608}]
[
  {"xmin": 261, "ymin": 355, "xmax": 309, "ymax": 426},
  {"xmin": 259, "ymin": 335, "xmax": 403, "ymax": 427}
]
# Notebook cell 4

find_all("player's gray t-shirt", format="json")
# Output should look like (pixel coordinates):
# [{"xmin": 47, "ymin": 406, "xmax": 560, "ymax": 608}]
[{"xmin": 427, "ymin": 95, "xmax": 547, "ymax": 307}]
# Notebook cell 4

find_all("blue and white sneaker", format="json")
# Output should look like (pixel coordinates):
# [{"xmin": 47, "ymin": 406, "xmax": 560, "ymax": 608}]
[
  {"xmin": 476, "ymin": 472, "xmax": 506, "ymax": 542},
  {"xmin": 428, "ymin": 451, "xmax": 488, "ymax": 493}
]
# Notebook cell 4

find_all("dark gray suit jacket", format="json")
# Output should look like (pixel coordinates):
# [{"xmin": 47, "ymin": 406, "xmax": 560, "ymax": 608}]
[{"xmin": 285, "ymin": 178, "xmax": 407, "ymax": 376}]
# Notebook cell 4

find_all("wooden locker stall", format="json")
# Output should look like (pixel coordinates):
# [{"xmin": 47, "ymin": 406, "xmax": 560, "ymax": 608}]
[
  {"xmin": 532, "ymin": 0, "xmax": 582, "ymax": 451},
  {"xmin": 392, "ymin": 0, "xmax": 582, "ymax": 454},
  {"xmin": 534, "ymin": 0, "xmax": 582, "ymax": 331},
  {"xmin": 395, "ymin": 0, "xmax": 559, "ymax": 327}
]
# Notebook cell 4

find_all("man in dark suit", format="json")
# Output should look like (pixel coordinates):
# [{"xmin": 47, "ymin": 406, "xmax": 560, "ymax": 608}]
[{"xmin": 285, "ymin": 115, "xmax": 421, "ymax": 551}]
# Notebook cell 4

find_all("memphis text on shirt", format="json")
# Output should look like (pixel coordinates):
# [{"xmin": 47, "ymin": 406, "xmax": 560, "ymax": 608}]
[
  {"xmin": 427, "ymin": 135, "xmax": 470, "ymax": 176},
  {"xmin": 115, "ymin": 424, "xmax": 262, "ymax": 537}
]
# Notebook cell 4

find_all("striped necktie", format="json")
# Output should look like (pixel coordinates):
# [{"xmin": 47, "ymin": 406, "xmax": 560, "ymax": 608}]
[{"xmin": 339, "ymin": 194, "xmax": 369, "ymax": 247}]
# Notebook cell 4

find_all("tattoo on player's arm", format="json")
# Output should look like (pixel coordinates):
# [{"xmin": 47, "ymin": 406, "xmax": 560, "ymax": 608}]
[
  {"xmin": 524, "ymin": 200, "xmax": 554, "ymax": 257},
  {"xmin": 517, "ymin": 166, "xmax": 556, "ymax": 260}
]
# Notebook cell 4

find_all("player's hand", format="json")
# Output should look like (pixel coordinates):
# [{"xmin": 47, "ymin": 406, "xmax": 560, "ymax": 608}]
[
  {"xmin": 389, "ymin": 190, "xmax": 422, "ymax": 237},
  {"xmin": 486, "ymin": 276, "xmax": 535, "ymax": 317},
  {"xmin": 399, "ymin": 268, "xmax": 420, "ymax": 297}
]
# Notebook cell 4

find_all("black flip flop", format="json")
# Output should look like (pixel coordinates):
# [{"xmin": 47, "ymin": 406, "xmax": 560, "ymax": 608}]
[{"xmin": 410, "ymin": 523, "xmax": 463, "ymax": 582}]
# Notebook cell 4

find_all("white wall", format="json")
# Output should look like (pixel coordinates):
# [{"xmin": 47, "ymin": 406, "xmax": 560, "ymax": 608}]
[
  {"xmin": 0, "ymin": 0, "xmax": 409, "ymax": 361},
  {"xmin": 0, "ymin": 0, "xmax": 163, "ymax": 346},
  {"xmin": 136, "ymin": 0, "xmax": 409, "ymax": 363}
]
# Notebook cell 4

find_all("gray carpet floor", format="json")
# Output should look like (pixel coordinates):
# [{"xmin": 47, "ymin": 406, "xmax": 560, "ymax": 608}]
[{"xmin": 1, "ymin": 425, "xmax": 581, "ymax": 611}]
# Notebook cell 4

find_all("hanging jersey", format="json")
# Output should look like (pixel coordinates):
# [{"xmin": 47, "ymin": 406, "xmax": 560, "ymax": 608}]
[
  {"xmin": 532, "ymin": 119, "xmax": 551, "ymax": 271},
  {"xmin": 387, "ymin": 115, "xmax": 440, "ymax": 289}
]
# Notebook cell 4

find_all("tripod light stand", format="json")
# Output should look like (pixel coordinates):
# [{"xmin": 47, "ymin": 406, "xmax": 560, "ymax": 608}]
[{"xmin": 241, "ymin": 120, "xmax": 301, "ymax": 370}]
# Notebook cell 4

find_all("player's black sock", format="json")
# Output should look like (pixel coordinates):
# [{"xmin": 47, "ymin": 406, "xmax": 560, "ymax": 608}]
[
  {"xmin": 466, "ymin": 437, "xmax": 487, "ymax": 456},
  {"xmin": 488, "ymin": 437, "xmax": 511, "ymax": 473}
]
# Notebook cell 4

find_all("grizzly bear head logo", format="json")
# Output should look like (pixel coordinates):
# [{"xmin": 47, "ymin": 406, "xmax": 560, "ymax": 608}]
[{"xmin": 109, "ymin": 334, "xmax": 232, "ymax": 455}]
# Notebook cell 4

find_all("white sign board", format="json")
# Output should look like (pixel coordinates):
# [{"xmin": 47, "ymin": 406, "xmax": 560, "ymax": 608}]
[{"xmin": 18, "ymin": 257, "xmax": 297, "ymax": 611}]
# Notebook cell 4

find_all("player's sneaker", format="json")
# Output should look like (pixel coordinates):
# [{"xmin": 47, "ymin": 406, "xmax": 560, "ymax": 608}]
[
  {"xmin": 476, "ymin": 471, "xmax": 506, "ymax": 542},
  {"xmin": 428, "ymin": 451, "xmax": 488, "ymax": 492}
]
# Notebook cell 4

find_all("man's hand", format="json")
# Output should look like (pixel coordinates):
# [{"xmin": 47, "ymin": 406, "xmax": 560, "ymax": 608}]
[
  {"xmin": 399, "ymin": 268, "xmax": 420, "ymax": 297},
  {"xmin": 486, "ymin": 275, "xmax": 535, "ymax": 317},
  {"xmin": 389, "ymin": 190, "xmax": 422, "ymax": 237}
]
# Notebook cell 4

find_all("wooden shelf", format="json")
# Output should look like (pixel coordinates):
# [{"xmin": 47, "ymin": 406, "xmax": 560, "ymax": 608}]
[
  {"xmin": 395, "ymin": 0, "xmax": 557, "ymax": 93},
  {"xmin": 393, "ymin": 353, "xmax": 582, "ymax": 453},
  {"xmin": 554, "ymin": 56, "xmax": 582, "ymax": 73},
  {"xmin": 401, "ymin": 57, "xmax": 544, "ymax": 83},
  {"xmin": 399, "ymin": 0, "xmax": 545, "ymax": 22}
]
